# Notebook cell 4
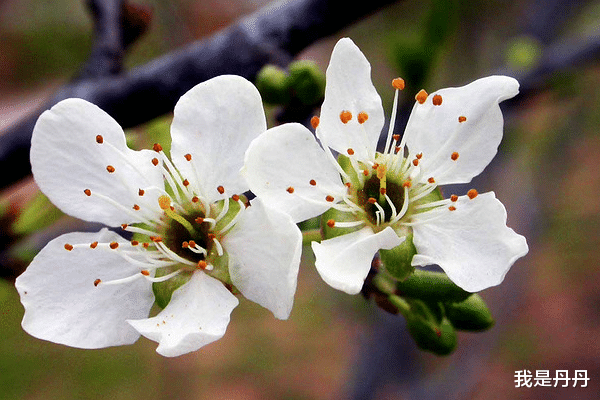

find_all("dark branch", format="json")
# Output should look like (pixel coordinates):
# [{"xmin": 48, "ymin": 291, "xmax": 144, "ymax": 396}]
[{"xmin": 0, "ymin": 0, "xmax": 400, "ymax": 188}]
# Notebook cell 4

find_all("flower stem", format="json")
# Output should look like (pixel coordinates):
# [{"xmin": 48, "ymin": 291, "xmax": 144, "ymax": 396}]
[{"xmin": 302, "ymin": 229, "xmax": 322, "ymax": 245}]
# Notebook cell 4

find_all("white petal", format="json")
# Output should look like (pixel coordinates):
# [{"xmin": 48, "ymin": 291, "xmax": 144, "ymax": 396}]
[
  {"xmin": 223, "ymin": 199, "xmax": 301, "ymax": 320},
  {"xmin": 318, "ymin": 38, "xmax": 384, "ymax": 161},
  {"xmin": 403, "ymin": 76, "xmax": 519, "ymax": 185},
  {"xmin": 31, "ymin": 99, "xmax": 164, "ymax": 226},
  {"xmin": 170, "ymin": 75, "xmax": 267, "ymax": 202},
  {"xmin": 411, "ymin": 192, "xmax": 528, "ymax": 292},
  {"xmin": 243, "ymin": 123, "xmax": 346, "ymax": 223},
  {"xmin": 128, "ymin": 271, "xmax": 238, "ymax": 357},
  {"xmin": 312, "ymin": 226, "xmax": 403, "ymax": 295},
  {"xmin": 15, "ymin": 229, "xmax": 154, "ymax": 349}
]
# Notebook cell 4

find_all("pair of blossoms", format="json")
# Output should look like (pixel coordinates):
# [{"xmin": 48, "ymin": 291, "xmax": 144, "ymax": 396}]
[{"xmin": 16, "ymin": 38, "xmax": 528, "ymax": 357}]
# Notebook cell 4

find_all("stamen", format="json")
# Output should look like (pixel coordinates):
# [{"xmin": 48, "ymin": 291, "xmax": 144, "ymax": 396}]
[
  {"xmin": 109, "ymin": 242, "xmax": 119, "ymax": 249},
  {"xmin": 428, "ymin": 177, "xmax": 435, "ymax": 184},
  {"xmin": 218, "ymin": 199, "xmax": 247, "ymax": 235},
  {"xmin": 287, "ymin": 187, "xmax": 295, "ymax": 194},
  {"xmin": 84, "ymin": 189, "xmax": 91, "ymax": 196},
  {"xmin": 327, "ymin": 219, "xmax": 335, "ymax": 228},
  {"xmin": 64, "ymin": 244, "xmax": 73, "ymax": 251},
  {"xmin": 451, "ymin": 195, "xmax": 458, "ymax": 202},
  {"xmin": 340, "ymin": 110, "xmax": 352, "ymax": 124},
  {"xmin": 106, "ymin": 165, "xmax": 116, "ymax": 173},
  {"xmin": 90, "ymin": 242, "xmax": 98, "ymax": 249},
  {"xmin": 415, "ymin": 89, "xmax": 428, "ymax": 104},
  {"xmin": 333, "ymin": 219, "xmax": 366, "ymax": 228},
  {"xmin": 94, "ymin": 279, "xmax": 101, "ymax": 286},
  {"xmin": 145, "ymin": 269, "xmax": 184, "ymax": 283},
  {"xmin": 153, "ymin": 143, "xmax": 163, "ymax": 152},
  {"xmin": 451, "ymin": 152, "xmax": 459, "ymax": 161},
  {"xmin": 432, "ymin": 94, "xmax": 443, "ymax": 106},
  {"xmin": 326, "ymin": 195, "xmax": 335, "ymax": 202},
  {"xmin": 448, "ymin": 206, "xmax": 456, "ymax": 211},
  {"xmin": 138, "ymin": 189, "xmax": 145, "ymax": 196},
  {"xmin": 184, "ymin": 154, "xmax": 192, "ymax": 161},
  {"xmin": 152, "ymin": 158, "xmax": 159, "ymax": 166},
  {"xmin": 311, "ymin": 116, "xmax": 320, "ymax": 129},
  {"xmin": 347, "ymin": 148, "xmax": 355, "ymax": 155},
  {"xmin": 95, "ymin": 135, "xmax": 104, "ymax": 144},
  {"xmin": 392, "ymin": 77, "xmax": 405, "ymax": 90},
  {"xmin": 310, "ymin": 179, "xmax": 317, "ymax": 186},
  {"xmin": 357, "ymin": 112, "xmax": 369, "ymax": 124},
  {"xmin": 217, "ymin": 186, "xmax": 225, "ymax": 195},
  {"xmin": 467, "ymin": 189, "xmax": 478, "ymax": 199},
  {"xmin": 384, "ymin": 84, "xmax": 401, "ymax": 154},
  {"xmin": 458, "ymin": 116, "xmax": 467, "ymax": 123},
  {"xmin": 212, "ymin": 236, "xmax": 224, "ymax": 256}
]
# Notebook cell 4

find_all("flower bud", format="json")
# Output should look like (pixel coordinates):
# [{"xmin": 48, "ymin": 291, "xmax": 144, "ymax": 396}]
[
  {"xmin": 445, "ymin": 293, "xmax": 495, "ymax": 331},
  {"xmin": 255, "ymin": 64, "xmax": 291, "ymax": 105},
  {"xmin": 286, "ymin": 60, "xmax": 325, "ymax": 106}
]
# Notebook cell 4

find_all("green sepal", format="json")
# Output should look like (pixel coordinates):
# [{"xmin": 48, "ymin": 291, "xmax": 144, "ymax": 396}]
[
  {"xmin": 396, "ymin": 269, "xmax": 471, "ymax": 303},
  {"xmin": 286, "ymin": 60, "xmax": 325, "ymax": 106},
  {"xmin": 152, "ymin": 270, "xmax": 190, "ymax": 309},
  {"xmin": 445, "ymin": 294, "xmax": 495, "ymax": 331},
  {"xmin": 255, "ymin": 64, "xmax": 291, "ymax": 105},
  {"xmin": 379, "ymin": 234, "xmax": 416, "ymax": 281}
]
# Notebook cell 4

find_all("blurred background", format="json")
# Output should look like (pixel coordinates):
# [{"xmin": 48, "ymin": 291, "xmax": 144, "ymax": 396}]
[{"xmin": 1, "ymin": 0, "xmax": 599, "ymax": 399}]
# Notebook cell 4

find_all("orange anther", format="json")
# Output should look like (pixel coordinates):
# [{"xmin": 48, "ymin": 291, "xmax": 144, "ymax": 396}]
[
  {"xmin": 94, "ymin": 279, "xmax": 101, "ymax": 287},
  {"xmin": 432, "ymin": 94, "xmax": 443, "ymax": 106},
  {"xmin": 197, "ymin": 260, "xmax": 208, "ymax": 270},
  {"xmin": 340, "ymin": 110, "xmax": 352, "ymax": 124},
  {"xmin": 121, "ymin": 224, "xmax": 128, "ymax": 230},
  {"xmin": 142, "ymin": 243, "xmax": 150, "ymax": 248},
  {"xmin": 415, "ymin": 89, "xmax": 428, "ymax": 104},
  {"xmin": 131, "ymin": 240, "xmax": 139, "ymax": 246},
  {"xmin": 392, "ymin": 77, "xmax": 405, "ymax": 90},
  {"xmin": 448, "ymin": 206, "xmax": 456, "ymax": 211},
  {"xmin": 138, "ymin": 189, "xmax": 145, "ymax": 196},
  {"xmin": 368, "ymin": 197, "xmax": 377, "ymax": 204},
  {"xmin": 188, "ymin": 240, "xmax": 196, "ymax": 247},
  {"xmin": 380, "ymin": 188, "xmax": 387, "ymax": 195},
  {"xmin": 416, "ymin": 153, "xmax": 423, "ymax": 159},
  {"xmin": 309, "ymin": 179, "xmax": 317, "ymax": 186},
  {"xmin": 195, "ymin": 217, "xmax": 204, "ymax": 224},
  {"xmin": 412, "ymin": 159, "xmax": 419, "ymax": 166},
  {"xmin": 450, "ymin": 195, "xmax": 458, "ymax": 202},
  {"xmin": 363, "ymin": 169, "xmax": 369, "ymax": 176},
  {"xmin": 403, "ymin": 181, "xmax": 412, "ymax": 188},
  {"xmin": 141, "ymin": 270, "xmax": 150, "ymax": 276},
  {"xmin": 327, "ymin": 219, "xmax": 335, "ymax": 228},
  {"xmin": 347, "ymin": 148, "xmax": 355, "ymax": 155},
  {"xmin": 287, "ymin": 186, "xmax": 295, "ymax": 194},
  {"xmin": 182, "ymin": 241, "xmax": 189, "ymax": 248},
  {"xmin": 95, "ymin": 135, "xmax": 104, "ymax": 144},
  {"xmin": 325, "ymin": 195, "xmax": 335, "ymax": 202},
  {"xmin": 109, "ymin": 242, "xmax": 119, "ymax": 249},
  {"xmin": 232, "ymin": 194, "xmax": 240, "ymax": 201},
  {"xmin": 217, "ymin": 186, "xmax": 225, "ymax": 194},
  {"xmin": 153, "ymin": 143, "xmax": 163, "ymax": 152},
  {"xmin": 458, "ymin": 116, "xmax": 467, "ymax": 123},
  {"xmin": 64, "ymin": 243, "xmax": 73, "ymax": 251},
  {"xmin": 152, "ymin": 158, "xmax": 159, "ymax": 166},
  {"xmin": 393, "ymin": 134, "xmax": 400, "ymax": 141},
  {"xmin": 84, "ymin": 189, "xmax": 91, "ymax": 196},
  {"xmin": 90, "ymin": 241, "xmax": 98, "ymax": 249},
  {"xmin": 358, "ymin": 112, "xmax": 369, "ymax": 124},
  {"xmin": 427, "ymin": 177, "xmax": 435, "ymax": 184},
  {"xmin": 183, "ymin": 179, "xmax": 190, "ymax": 187},
  {"xmin": 467, "ymin": 189, "xmax": 478, "ymax": 199},
  {"xmin": 451, "ymin": 152, "xmax": 459, "ymax": 161},
  {"xmin": 106, "ymin": 165, "xmax": 115, "ymax": 173},
  {"xmin": 133, "ymin": 204, "xmax": 140, "ymax": 210},
  {"xmin": 192, "ymin": 196, "xmax": 199, "ymax": 203},
  {"xmin": 158, "ymin": 195, "xmax": 171, "ymax": 210},
  {"xmin": 311, "ymin": 116, "xmax": 320, "ymax": 129},
  {"xmin": 184, "ymin": 154, "xmax": 192, "ymax": 161}
]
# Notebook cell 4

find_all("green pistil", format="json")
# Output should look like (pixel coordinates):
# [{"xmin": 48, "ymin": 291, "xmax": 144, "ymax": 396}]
[{"xmin": 164, "ymin": 208, "xmax": 197, "ymax": 237}]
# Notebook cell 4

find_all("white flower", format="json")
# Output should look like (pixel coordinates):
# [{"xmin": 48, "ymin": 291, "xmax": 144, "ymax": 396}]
[
  {"xmin": 244, "ymin": 38, "xmax": 528, "ymax": 295},
  {"xmin": 15, "ymin": 75, "xmax": 302, "ymax": 357}
]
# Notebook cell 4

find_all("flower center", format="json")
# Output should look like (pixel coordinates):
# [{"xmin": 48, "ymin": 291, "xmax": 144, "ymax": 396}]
[{"xmin": 356, "ymin": 174, "xmax": 404, "ymax": 225}]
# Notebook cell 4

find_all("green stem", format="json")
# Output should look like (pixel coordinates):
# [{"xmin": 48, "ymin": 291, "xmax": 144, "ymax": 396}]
[{"xmin": 302, "ymin": 229, "xmax": 322, "ymax": 245}]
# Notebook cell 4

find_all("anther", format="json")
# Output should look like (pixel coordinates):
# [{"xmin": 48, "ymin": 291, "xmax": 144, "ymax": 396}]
[
  {"xmin": 152, "ymin": 158, "xmax": 159, "ymax": 166},
  {"xmin": 142, "ymin": 243, "xmax": 150, "ymax": 248},
  {"xmin": 448, "ymin": 206, "xmax": 456, "ymax": 211},
  {"xmin": 184, "ymin": 154, "xmax": 192, "ymax": 161},
  {"xmin": 393, "ymin": 134, "xmax": 400, "ymax": 141},
  {"xmin": 363, "ymin": 169, "xmax": 369, "ymax": 176},
  {"xmin": 95, "ymin": 135, "xmax": 104, "ymax": 144},
  {"xmin": 64, "ymin": 243, "xmax": 73, "ymax": 251},
  {"xmin": 432, "ymin": 94, "xmax": 443, "ymax": 106},
  {"xmin": 138, "ymin": 189, "xmax": 145, "ymax": 196},
  {"xmin": 345, "ymin": 182, "xmax": 352, "ymax": 188},
  {"xmin": 412, "ymin": 159, "xmax": 419, "ymax": 166},
  {"xmin": 327, "ymin": 219, "xmax": 335, "ymax": 228},
  {"xmin": 133, "ymin": 204, "xmax": 140, "ymax": 210},
  {"xmin": 326, "ymin": 195, "xmax": 335, "ymax": 202},
  {"xmin": 158, "ymin": 195, "xmax": 171, "ymax": 210},
  {"xmin": 84, "ymin": 189, "xmax": 91, "ymax": 196},
  {"xmin": 372, "ymin": 163, "xmax": 379, "ymax": 170},
  {"xmin": 106, "ymin": 165, "xmax": 115, "ymax": 173},
  {"xmin": 340, "ymin": 110, "xmax": 352, "ymax": 124},
  {"xmin": 183, "ymin": 179, "xmax": 190, "ymax": 187},
  {"xmin": 415, "ymin": 89, "xmax": 428, "ymax": 104},
  {"xmin": 467, "ymin": 189, "xmax": 478, "ymax": 199},
  {"xmin": 182, "ymin": 241, "xmax": 189, "ymax": 248},
  {"xmin": 195, "ymin": 217, "xmax": 204, "ymax": 224},
  {"xmin": 192, "ymin": 196, "xmax": 199, "ymax": 203},
  {"xmin": 450, "ymin": 195, "xmax": 458, "ymax": 202},
  {"xmin": 451, "ymin": 152, "xmax": 459, "ymax": 161},
  {"xmin": 94, "ymin": 279, "xmax": 101, "ymax": 287},
  {"xmin": 311, "ymin": 116, "xmax": 320, "ymax": 129},
  {"xmin": 416, "ymin": 153, "xmax": 423, "ymax": 159},
  {"xmin": 232, "ymin": 194, "xmax": 240, "ymax": 202},
  {"xmin": 153, "ymin": 143, "xmax": 163, "ymax": 152},
  {"xmin": 368, "ymin": 197, "xmax": 377, "ymax": 204},
  {"xmin": 109, "ymin": 242, "xmax": 119, "ymax": 249},
  {"xmin": 131, "ymin": 240, "xmax": 139, "ymax": 246},
  {"xmin": 141, "ymin": 270, "xmax": 150, "ymax": 276},
  {"xmin": 380, "ymin": 188, "xmax": 387, "ymax": 195},
  {"xmin": 287, "ymin": 187, "xmax": 295, "ymax": 194},
  {"xmin": 427, "ymin": 177, "xmax": 435, "ymax": 184},
  {"xmin": 150, "ymin": 236, "xmax": 163, "ymax": 243},
  {"xmin": 197, "ymin": 260, "xmax": 208, "ymax": 270},
  {"xmin": 458, "ymin": 116, "xmax": 467, "ymax": 123},
  {"xmin": 357, "ymin": 112, "xmax": 369, "ymax": 124},
  {"xmin": 309, "ymin": 179, "xmax": 317, "ymax": 186},
  {"xmin": 90, "ymin": 242, "xmax": 98, "ymax": 249},
  {"xmin": 121, "ymin": 224, "xmax": 128, "ymax": 229},
  {"xmin": 403, "ymin": 181, "xmax": 412, "ymax": 188},
  {"xmin": 347, "ymin": 148, "xmax": 355, "ymax": 155},
  {"xmin": 395, "ymin": 146, "xmax": 401, "ymax": 153},
  {"xmin": 188, "ymin": 240, "xmax": 196, "ymax": 247},
  {"xmin": 217, "ymin": 186, "xmax": 225, "ymax": 194},
  {"xmin": 392, "ymin": 77, "xmax": 405, "ymax": 90},
  {"xmin": 207, "ymin": 233, "xmax": 216, "ymax": 241}
]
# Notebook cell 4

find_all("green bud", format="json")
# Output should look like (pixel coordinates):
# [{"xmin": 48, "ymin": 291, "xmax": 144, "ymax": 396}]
[
  {"xmin": 396, "ymin": 269, "xmax": 471, "ymax": 303},
  {"xmin": 255, "ymin": 64, "xmax": 291, "ymax": 105},
  {"xmin": 445, "ymin": 293, "xmax": 495, "ymax": 331},
  {"xmin": 401, "ymin": 298, "xmax": 457, "ymax": 356},
  {"xmin": 379, "ymin": 234, "xmax": 416, "ymax": 281},
  {"xmin": 286, "ymin": 60, "xmax": 325, "ymax": 106}
]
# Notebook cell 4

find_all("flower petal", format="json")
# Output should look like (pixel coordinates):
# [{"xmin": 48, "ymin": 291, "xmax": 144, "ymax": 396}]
[
  {"xmin": 128, "ymin": 271, "xmax": 238, "ymax": 357},
  {"xmin": 411, "ymin": 191, "xmax": 528, "ymax": 292},
  {"xmin": 31, "ymin": 98, "xmax": 164, "ymax": 226},
  {"xmin": 243, "ymin": 122, "xmax": 346, "ymax": 223},
  {"xmin": 318, "ymin": 38, "xmax": 384, "ymax": 161},
  {"xmin": 170, "ymin": 75, "xmax": 267, "ymax": 202},
  {"xmin": 15, "ymin": 229, "xmax": 154, "ymax": 349},
  {"xmin": 403, "ymin": 76, "xmax": 519, "ymax": 185},
  {"xmin": 223, "ymin": 199, "xmax": 301, "ymax": 320},
  {"xmin": 312, "ymin": 226, "xmax": 403, "ymax": 295}
]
